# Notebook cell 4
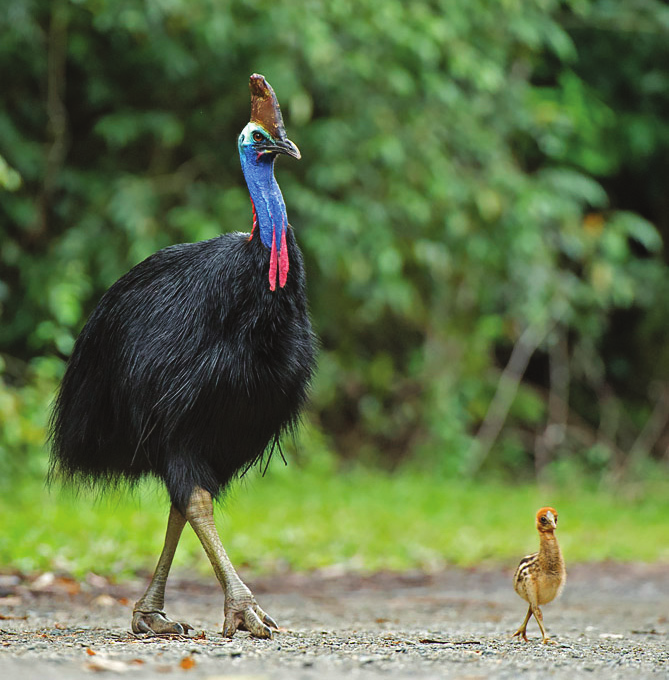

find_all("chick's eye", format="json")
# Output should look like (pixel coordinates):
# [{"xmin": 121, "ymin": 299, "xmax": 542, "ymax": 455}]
[
  {"xmin": 540, "ymin": 517, "xmax": 548, "ymax": 524},
  {"xmin": 252, "ymin": 131, "xmax": 265, "ymax": 143}
]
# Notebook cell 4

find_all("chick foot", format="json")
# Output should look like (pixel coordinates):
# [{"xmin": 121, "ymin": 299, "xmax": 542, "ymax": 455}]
[{"xmin": 512, "ymin": 628, "xmax": 528, "ymax": 642}]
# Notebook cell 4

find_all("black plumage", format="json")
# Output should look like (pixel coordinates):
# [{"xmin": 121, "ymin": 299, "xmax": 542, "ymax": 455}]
[
  {"xmin": 48, "ymin": 74, "xmax": 316, "ymax": 638},
  {"xmin": 49, "ymin": 229, "xmax": 314, "ymax": 510}
]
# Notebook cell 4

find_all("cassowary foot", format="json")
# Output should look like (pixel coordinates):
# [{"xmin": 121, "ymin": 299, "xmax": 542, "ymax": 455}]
[
  {"xmin": 223, "ymin": 600, "xmax": 278, "ymax": 639},
  {"xmin": 132, "ymin": 609, "xmax": 193, "ymax": 636}
]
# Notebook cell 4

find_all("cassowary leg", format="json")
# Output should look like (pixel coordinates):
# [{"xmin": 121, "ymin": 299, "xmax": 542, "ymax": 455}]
[
  {"xmin": 512, "ymin": 605, "xmax": 532, "ymax": 641},
  {"xmin": 132, "ymin": 505, "xmax": 192, "ymax": 635},
  {"xmin": 184, "ymin": 486, "xmax": 278, "ymax": 639}
]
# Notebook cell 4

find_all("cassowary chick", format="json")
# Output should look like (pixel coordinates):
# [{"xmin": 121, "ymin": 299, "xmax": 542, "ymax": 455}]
[{"xmin": 512, "ymin": 506, "xmax": 566, "ymax": 644}]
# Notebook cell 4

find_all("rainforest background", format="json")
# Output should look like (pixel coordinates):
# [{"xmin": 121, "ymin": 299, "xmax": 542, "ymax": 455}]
[{"xmin": 1, "ymin": 0, "xmax": 669, "ymax": 572}]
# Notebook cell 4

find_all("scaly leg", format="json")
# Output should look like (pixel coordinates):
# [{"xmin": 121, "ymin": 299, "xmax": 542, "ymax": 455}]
[
  {"xmin": 132, "ymin": 505, "xmax": 192, "ymax": 634},
  {"xmin": 184, "ymin": 486, "xmax": 277, "ymax": 638},
  {"xmin": 532, "ymin": 604, "xmax": 553, "ymax": 644},
  {"xmin": 512, "ymin": 604, "xmax": 532, "ymax": 641}
]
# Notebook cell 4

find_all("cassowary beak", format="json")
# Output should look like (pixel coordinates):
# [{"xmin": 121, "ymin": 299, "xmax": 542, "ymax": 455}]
[
  {"xmin": 273, "ymin": 136, "xmax": 301, "ymax": 160},
  {"xmin": 545, "ymin": 511, "xmax": 557, "ymax": 529},
  {"xmin": 249, "ymin": 74, "xmax": 301, "ymax": 160}
]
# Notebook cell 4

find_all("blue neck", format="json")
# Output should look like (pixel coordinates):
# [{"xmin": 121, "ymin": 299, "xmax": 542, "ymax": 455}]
[{"xmin": 240, "ymin": 149, "xmax": 288, "ymax": 251}]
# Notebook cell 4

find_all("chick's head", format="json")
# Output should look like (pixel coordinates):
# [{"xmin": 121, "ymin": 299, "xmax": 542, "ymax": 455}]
[{"xmin": 536, "ymin": 507, "xmax": 558, "ymax": 532}]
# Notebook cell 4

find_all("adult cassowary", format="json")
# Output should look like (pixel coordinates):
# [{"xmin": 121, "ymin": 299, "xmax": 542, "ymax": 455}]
[{"xmin": 49, "ymin": 75, "xmax": 316, "ymax": 639}]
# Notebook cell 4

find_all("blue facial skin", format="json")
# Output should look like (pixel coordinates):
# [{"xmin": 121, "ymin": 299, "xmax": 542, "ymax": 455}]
[{"xmin": 238, "ymin": 123, "xmax": 291, "ymax": 252}]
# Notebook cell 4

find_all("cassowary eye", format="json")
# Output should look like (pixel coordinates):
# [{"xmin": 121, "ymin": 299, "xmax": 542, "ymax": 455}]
[
  {"xmin": 252, "ymin": 131, "xmax": 265, "ymax": 143},
  {"xmin": 540, "ymin": 516, "xmax": 548, "ymax": 524}
]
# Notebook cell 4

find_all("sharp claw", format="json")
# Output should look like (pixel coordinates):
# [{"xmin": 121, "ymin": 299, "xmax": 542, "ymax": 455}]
[
  {"xmin": 223, "ymin": 605, "xmax": 274, "ymax": 639},
  {"xmin": 262, "ymin": 612, "xmax": 279, "ymax": 630},
  {"xmin": 223, "ymin": 613, "xmax": 239, "ymax": 638},
  {"xmin": 132, "ymin": 611, "xmax": 191, "ymax": 636},
  {"xmin": 245, "ymin": 609, "xmax": 272, "ymax": 638}
]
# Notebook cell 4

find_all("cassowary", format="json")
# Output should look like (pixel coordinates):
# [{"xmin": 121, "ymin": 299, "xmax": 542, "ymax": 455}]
[{"xmin": 49, "ymin": 74, "xmax": 316, "ymax": 639}]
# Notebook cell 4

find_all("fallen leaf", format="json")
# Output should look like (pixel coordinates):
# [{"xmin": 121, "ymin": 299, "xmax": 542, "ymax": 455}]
[
  {"xmin": 86, "ymin": 648, "xmax": 96, "ymax": 656},
  {"xmin": 180, "ymin": 656, "xmax": 197, "ymax": 670},
  {"xmin": 419, "ymin": 638, "xmax": 450, "ymax": 644}
]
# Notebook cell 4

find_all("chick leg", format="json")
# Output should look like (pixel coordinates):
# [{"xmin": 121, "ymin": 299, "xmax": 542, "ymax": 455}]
[
  {"xmin": 132, "ymin": 505, "xmax": 192, "ymax": 634},
  {"xmin": 184, "ymin": 486, "xmax": 277, "ymax": 639},
  {"xmin": 532, "ymin": 604, "xmax": 552, "ymax": 644},
  {"xmin": 512, "ymin": 605, "xmax": 532, "ymax": 641}
]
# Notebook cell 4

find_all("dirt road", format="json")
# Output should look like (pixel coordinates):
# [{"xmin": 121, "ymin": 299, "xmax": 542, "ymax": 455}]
[{"xmin": 1, "ymin": 564, "xmax": 667, "ymax": 679}]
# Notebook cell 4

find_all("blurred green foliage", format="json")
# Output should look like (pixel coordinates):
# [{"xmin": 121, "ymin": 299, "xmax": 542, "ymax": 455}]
[{"xmin": 2, "ymin": 0, "xmax": 669, "ymax": 482}]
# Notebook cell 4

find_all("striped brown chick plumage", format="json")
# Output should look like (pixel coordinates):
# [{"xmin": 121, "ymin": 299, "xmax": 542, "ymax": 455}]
[{"xmin": 512, "ymin": 506, "xmax": 566, "ymax": 644}]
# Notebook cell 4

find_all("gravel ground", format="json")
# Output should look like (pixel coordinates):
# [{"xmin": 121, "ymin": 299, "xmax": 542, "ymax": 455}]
[{"xmin": 1, "ymin": 564, "xmax": 667, "ymax": 679}]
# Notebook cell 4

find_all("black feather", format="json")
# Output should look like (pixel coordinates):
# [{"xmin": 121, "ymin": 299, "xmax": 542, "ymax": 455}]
[{"xmin": 48, "ymin": 227, "xmax": 316, "ymax": 512}]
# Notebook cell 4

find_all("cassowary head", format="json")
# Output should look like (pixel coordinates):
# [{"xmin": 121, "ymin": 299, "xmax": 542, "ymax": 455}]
[
  {"xmin": 237, "ymin": 74, "xmax": 300, "ymax": 291},
  {"xmin": 238, "ymin": 74, "xmax": 300, "ymax": 164}
]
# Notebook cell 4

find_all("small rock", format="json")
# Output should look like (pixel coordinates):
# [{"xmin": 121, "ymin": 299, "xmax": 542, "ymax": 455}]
[{"xmin": 91, "ymin": 594, "xmax": 116, "ymax": 607}]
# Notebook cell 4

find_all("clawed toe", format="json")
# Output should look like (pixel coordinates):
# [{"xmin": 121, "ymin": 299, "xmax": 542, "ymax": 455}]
[
  {"xmin": 132, "ymin": 610, "xmax": 193, "ymax": 636},
  {"xmin": 224, "ymin": 603, "xmax": 278, "ymax": 639},
  {"xmin": 261, "ymin": 610, "xmax": 278, "ymax": 630}
]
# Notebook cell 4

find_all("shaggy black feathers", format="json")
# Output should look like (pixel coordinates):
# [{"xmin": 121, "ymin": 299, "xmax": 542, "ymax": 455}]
[{"xmin": 49, "ymin": 228, "xmax": 315, "ymax": 512}]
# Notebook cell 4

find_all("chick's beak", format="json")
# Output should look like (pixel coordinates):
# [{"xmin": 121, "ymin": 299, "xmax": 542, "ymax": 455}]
[
  {"xmin": 273, "ymin": 136, "xmax": 301, "ymax": 160},
  {"xmin": 545, "ymin": 511, "xmax": 557, "ymax": 529}
]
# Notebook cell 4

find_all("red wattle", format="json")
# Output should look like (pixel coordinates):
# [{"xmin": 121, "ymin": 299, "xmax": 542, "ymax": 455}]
[
  {"xmin": 269, "ymin": 229, "xmax": 278, "ymax": 291},
  {"xmin": 279, "ymin": 227, "xmax": 289, "ymax": 288}
]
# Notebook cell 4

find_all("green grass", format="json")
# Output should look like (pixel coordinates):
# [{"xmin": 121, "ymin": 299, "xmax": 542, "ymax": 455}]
[{"xmin": 2, "ymin": 450, "xmax": 668, "ymax": 579}]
